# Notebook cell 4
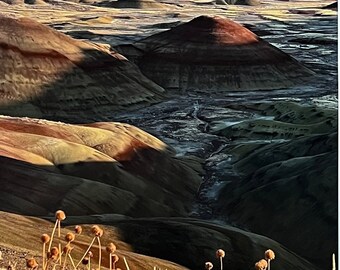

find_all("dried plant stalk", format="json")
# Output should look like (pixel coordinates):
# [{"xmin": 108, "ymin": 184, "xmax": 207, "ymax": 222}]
[
  {"xmin": 75, "ymin": 237, "xmax": 96, "ymax": 268},
  {"xmin": 123, "ymin": 256, "xmax": 131, "ymax": 270},
  {"xmin": 47, "ymin": 220, "xmax": 59, "ymax": 252},
  {"xmin": 97, "ymin": 237, "xmax": 102, "ymax": 270}
]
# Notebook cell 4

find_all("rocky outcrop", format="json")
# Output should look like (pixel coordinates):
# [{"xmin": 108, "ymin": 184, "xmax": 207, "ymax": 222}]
[
  {"xmin": 209, "ymin": 101, "xmax": 337, "ymax": 268},
  {"xmin": 0, "ymin": 116, "xmax": 202, "ymax": 217},
  {"xmin": 130, "ymin": 16, "xmax": 313, "ymax": 93},
  {"xmin": 0, "ymin": 15, "xmax": 165, "ymax": 122}
]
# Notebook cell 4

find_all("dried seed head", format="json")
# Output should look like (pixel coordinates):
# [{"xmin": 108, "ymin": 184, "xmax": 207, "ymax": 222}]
[
  {"xmin": 55, "ymin": 210, "xmax": 66, "ymax": 221},
  {"xmin": 106, "ymin": 243, "xmax": 117, "ymax": 254},
  {"xmin": 41, "ymin": 234, "xmax": 50, "ymax": 244},
  {"xmin": 47, "ymin": 252, "xmax": 58, "ymax": 261},
  {"xmin": 265, "ymin": 249, "xmax": 275, "ymax": 260},
  {"xmin": 216, "ymin": 249, "xmax": 225, "ymax": 258},
  {"xmin": 82, "ymin": 257, "xmax": 89, "ymax": 265},
  {"xmin": 75, "ymin": 225, "xmax": 82, "ymax": 235},
  {"xmin": 111, "ymin": 254, "xmax": 119, "ymax": 264},
  {"xmin": 63, "ymin": 244, "xmax": 73, "ymax": 254},
  {"xmin": 50, "ymin": 247, "xmax": 59, "ymax": 256},
  {"xmin": 26, "ymin": 258, "xmax": 38, "ymax": 269},
  {"xmin": 205, "ymin": 262, "xmax": 214, "ymax": 270},
  {"xmin": 65, "ymin": 232, "xmax": 75, "ymax": 242},
  {"xmin": 255, "ymin": 259, "xmax": 268, "ymax": 270},
  {"xmin": 91, "ymin": 225, "xmax": 103, "ymax": 237}
]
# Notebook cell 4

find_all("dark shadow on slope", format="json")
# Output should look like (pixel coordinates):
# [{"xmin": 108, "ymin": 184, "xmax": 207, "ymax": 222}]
[
  {"xmin": 60, "ymin": 216, "xmax": 322, "ymax": 270},
  {"xmin": 0, "ymin": 45, "xmax": 165, "ymax": 123},
  {"xmin": 0, "ymin": 144, "xmax": 201, "ymax": 217},
  {"xmin": 205, "ymin": 100, "xmax": 338, "ymax": 268},
  {"xmin": 0, "ymin": 15, "xmax": 165, "ymax": 123}
]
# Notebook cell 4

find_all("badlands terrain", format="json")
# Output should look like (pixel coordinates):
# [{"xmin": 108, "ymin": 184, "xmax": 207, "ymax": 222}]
[{"xmin": 0, "ymin": 0, "xmax": 337, "ymax": 270}]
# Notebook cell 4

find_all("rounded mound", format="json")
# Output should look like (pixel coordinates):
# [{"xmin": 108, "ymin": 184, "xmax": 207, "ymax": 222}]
[
  {"xmin": 133, "ymin": 15, "xmax": 314, "ymax": 92},
  {"xmin": 0, "ymin": 15, "xmax": 164, "ymax": 121},
  {"xmin": 0, "ymin": 116, "xmax": 201, "ymax": 217}
]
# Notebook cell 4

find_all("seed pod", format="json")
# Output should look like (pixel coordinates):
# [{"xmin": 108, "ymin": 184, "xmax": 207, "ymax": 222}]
[
  {"xmin": 255, "ymin": 259, "xmax": 268, "ymax": 270},
  {"xmin": 106, "ymin": 243, "xmax": 117, "ymax": 254},
  {"xmin": 26, "ymin": 258, "xmax": 38, "ymax": 269},
  {"xmin": 55, "ymin": 210, "xmax": 66, "ymax": 221},
  {"xmin": 265, "ymin": 249, "xmax": 275, "ymax": 260},
  {"xmin": 91, "ymin": 225, "xmax": 103, "ymax": 237},
  {"xmin": 82, "ymin": 257, "xmax": 89, "ymax": 265},
  {"xmin": 75, "ymin": 225, "xmax": 82, "ymax": 235},
  {"xmin": 205, "ymin": 262, "xmax": 213, "ymax": 270},
  {"xmin": 63, "ymin": 244, "xmax": 73, "ymax": 254},
  {"xmin": 216, "ymin": 249, "xmax": 225, "ymax": 258},
  {"xmin": 65, "ymin": 232, "xmax": 75, "ymax": 242},
  {"xmin": 50, "ymin": 247, "xmax": 59, "ymax": 256},
  {"xmin": 41, "ymin": 234, "xmax": 50, "ymax": 244}
]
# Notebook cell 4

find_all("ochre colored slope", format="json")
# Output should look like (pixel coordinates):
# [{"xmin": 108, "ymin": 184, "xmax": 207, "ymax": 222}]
[{"xmin": 0, "ymin": 116, "xmax": 201, "ymax": 217}]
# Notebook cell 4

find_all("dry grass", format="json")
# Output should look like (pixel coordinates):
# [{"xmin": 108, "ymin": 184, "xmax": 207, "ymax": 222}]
[{"xmin": 0, "ymin": 211, "xmax": 188, "ymax": 270}]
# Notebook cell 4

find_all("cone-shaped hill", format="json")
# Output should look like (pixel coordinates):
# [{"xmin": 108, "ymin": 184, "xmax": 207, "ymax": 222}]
[
  {"xmin": 0, "ymin": 15, "xmax": 165, "ymax": 122},
  {"xmin": 0, "ymin": 115, "xmax": 201, "ymax": 217},
  {"xmin": 132, "ymin": 15, "xmax": 314, "ymax": 92}
]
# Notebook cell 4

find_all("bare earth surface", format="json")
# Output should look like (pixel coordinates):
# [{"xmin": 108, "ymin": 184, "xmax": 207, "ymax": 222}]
[{"xmin": 0, "ymin": 1, "xmax": 337, "ymax": 270}]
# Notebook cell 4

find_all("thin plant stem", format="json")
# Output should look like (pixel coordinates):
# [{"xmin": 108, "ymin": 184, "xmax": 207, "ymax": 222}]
[
  {"xmin": 97, "ymin": 237, "xmax": 102, "ymax": 270},
  {"xmin": 220, "ymin": 257, "xmax": 223, "ymax": 270},
  {"xmin": 68, "ymin": 254, "xmax": 76, "ymax": 270},
  {"xmin": 109, "ymin": 253, "xmax": 112, "ymax": 270},
  {"xmin": 42, "ymin": 243, "xmax": 46, "ymax": 270},
  {"xmin": 62, "ymin": 250, "xmax": 70, "ymax": 270},
  {"xmin": 88, "ymin": 257, "xmax": 91, "ymax": 270},
  {"xmin": 58, "ymin": 221, "xmax": 62, "ymax": 264},
  {"xmin": 48, "ymin": 220, "xmax": 59, "ymax": 252},
  {"xmin": 75, "ymin": 237, "xmax": 96, "ymax": 267},
  {"xmin": 332, "ymin": 253, "xmax": 336, "ymax": 270},
  {"xmin": 123, "ymin": 256, "xmax": 131, "ymax": 270},
  {"xmin": 268, "ymin": 259, "xmax": 271, "ymax": 270},
  {"xmin": 44, "ymin": 258, "xmax": 53, "ymax": 270}
]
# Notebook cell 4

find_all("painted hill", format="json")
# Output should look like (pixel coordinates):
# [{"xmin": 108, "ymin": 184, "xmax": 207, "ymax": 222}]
[
  {"xmin": 0, "ymin": 116, "xmax": 201, "ymax": 217},
  {"xmin": 0, "ymin": 15, "xmax": 164, "ymax": 122},
  {"xmin": 128, "ymin": 16, "xmax": 314, "ymax": 92}
]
